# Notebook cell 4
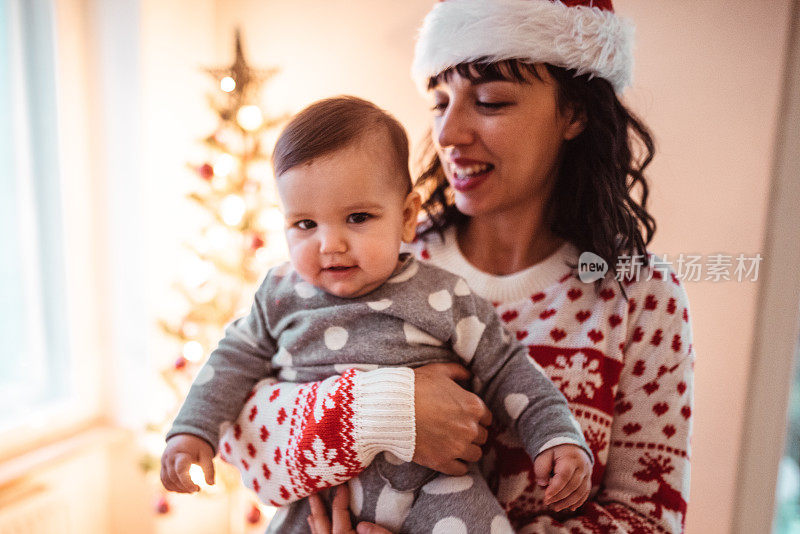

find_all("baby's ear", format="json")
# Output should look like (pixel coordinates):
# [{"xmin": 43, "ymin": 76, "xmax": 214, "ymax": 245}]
[{"xmin": 402, "ymin": 191, "xmax": 422, "ymax": 243}]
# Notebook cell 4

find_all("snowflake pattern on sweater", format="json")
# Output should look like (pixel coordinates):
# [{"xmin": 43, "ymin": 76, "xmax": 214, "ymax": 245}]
[{"xmin": 224, "ymin": 231, "xmax": 695, "ymax": 533}]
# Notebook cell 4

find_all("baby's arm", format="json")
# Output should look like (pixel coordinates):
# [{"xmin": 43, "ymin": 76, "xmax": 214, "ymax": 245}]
[
  {"xmin": 452, "ymin": 284, "xmax": 592, "ymax": 508},
  {"xmin": 162, "ymin": 274, "xmax": 279, "ymax": 490}
]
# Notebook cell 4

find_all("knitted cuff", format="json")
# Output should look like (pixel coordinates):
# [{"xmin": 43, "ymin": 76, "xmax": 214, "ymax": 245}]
[{"xmin": 351, "ymin": 367, "xmax": 416, "ymax": 464}]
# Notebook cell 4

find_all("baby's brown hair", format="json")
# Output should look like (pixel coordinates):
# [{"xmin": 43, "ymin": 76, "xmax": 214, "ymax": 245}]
[{"xmin": 272, "ymin": 96, "xmax": 412, "ymax": 193}]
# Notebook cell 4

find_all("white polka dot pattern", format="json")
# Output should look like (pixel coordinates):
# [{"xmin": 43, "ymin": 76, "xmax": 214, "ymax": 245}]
[
  {"xmin": 453, "ymin": 316, "xmax": 485, "ymax": 363},
  {"xmin": 383, "ymin": 452, "xmax": 405, "ymax": 465},
  {"xmin": 504, "ymin": 393, "xmax": 529, "ymax": 420},
  {"xmin": 421, "ymin": 474, "xmax": 474, "ymax": 495},
  {"xmin": 428, "ymin": 289, "xmax": 452, "ymax": 311},
  {"xmin": 324, "ymin": 326, "xmax": 348, "ymax": 350},
  {"xmin": 273, "ymin": 346, "xmax": 292, "ymax": 367},
  {"xmin": 374, "ymin": 485, "xmax": 414, "ymax": 532},
  {"xmin": 454, "ymin": 278, "xmax": 470, "ymax": 296},
  {"xmin": 279, "ymin": 367, "xmax": 297, "ymax": 380},
  {"xmin": 403, "ymin": 322, "xmax": 444, "ymax": 346},
  {"xmin": 194, "ymin": 364, "xmax": 215, "ymax": 385},
  {"xmin": 334, "ymin": 363, "xmax": 379, "ymax": 373},
  {"xmin": 387, "ymin": 261, "xmax": 419, "ymax": 283},
  {"xmin": 294, "ymin": 281, "xmax": 317, "ymax": 298},
  {"xmin": 432, "ymin": 517, "xmax": 467, "ymax": 534},
  {"xmin": 348, "ymin": 478, "xmax": 363, "ymax": 516},
  {"xmin": 367, "ymin": 299, "xmax": 393, "ymax": 311},
  {"xmin": 491, "ymin": 515, "xmax": 514, "ymax": 534}
]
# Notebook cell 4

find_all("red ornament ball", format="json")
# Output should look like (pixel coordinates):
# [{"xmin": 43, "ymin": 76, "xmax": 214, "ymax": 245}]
[
  {"xmin": 251, "ymin": 235, "xmax": 265, "ymax": 250},
  {"xmin": 155, "ymin": 495, "xmax": 170, "ymax": 515},
  {"xmin": 174, "ymin": 356, "xmax": 187, "ymax": 370},
  {"xmin": 246, "ymin": 503, "xmax": 261, "ymax": 524},
  {"xmin": 198, "ymin": 163, "xmax": 214, "ymax": 180}
]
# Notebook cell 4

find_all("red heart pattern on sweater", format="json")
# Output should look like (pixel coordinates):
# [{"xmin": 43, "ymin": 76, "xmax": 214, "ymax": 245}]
[
  {"xmin": 672, "ymin": 335, "xmax": 682, "ymax": 353},
  {"xmin": 645, "ymin": 295, "xmax": 658, "ymax": 310},
  {"xmin": 652, "ymin": 402, "xmax": 669, "ymax": 416},
  {"xmin": 623, "ymin": 423, "xmax": 642, "ymax": 435},
  {"xmin": 531, "ymin": 292, "xmax": 547, "ymax": 302},
  {"xmin": 576, "ymin": 310, "xmax": 592, "ymax": 323},
  {"xmin": 567, "ymin": 288, "xmax": 583, "ymax": 301},
  {"xmin": 502, "ymin": 310, "xmax": 519, "ymax": 322},
  {"xmin": 643, "ymin": 381, "xmax": 660, "ymax": 395},
  {"xmin": 588, "ymin": 329, "xmax": 604, "ymax": 343},
  {"xmin": 609, "ymin": 314, "xmax": 622, "ymax": 327},
  {"xmin": 539, "ymin": 309, "xmax": 556, "ymax": 320},
  {"xmin": 650, "ymin": 329, "xmax": 663, "ymax": 347},
  {"xmin": 550, "ymin": 328, "xmax": 567, "ymax": 342}
]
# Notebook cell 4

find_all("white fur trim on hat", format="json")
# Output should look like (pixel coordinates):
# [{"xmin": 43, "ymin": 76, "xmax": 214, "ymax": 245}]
[{"xmin": 411, "ymin": 0, "xmax": 634, "ymax": 93}]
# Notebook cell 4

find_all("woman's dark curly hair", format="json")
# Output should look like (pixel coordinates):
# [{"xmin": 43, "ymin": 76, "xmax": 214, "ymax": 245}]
[{"xmin": 415, "ymin": 60, "xmax": 656, "ymax": 291}]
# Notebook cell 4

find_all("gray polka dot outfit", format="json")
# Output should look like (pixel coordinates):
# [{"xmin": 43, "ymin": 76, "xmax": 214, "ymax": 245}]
[{"xmin": 169, "ymin": 255, "xmax": 590, "ymax": 533}]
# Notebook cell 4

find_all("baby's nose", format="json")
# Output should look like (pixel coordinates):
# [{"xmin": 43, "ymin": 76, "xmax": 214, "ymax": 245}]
[{"xmin": 319, "ymin": 228, "xmax": 347, "ymax": 254}]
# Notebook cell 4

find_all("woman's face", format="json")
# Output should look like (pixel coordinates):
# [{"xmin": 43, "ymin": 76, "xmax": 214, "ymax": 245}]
[{"xmin": 429, "ymin": 64, "xmax": 584, "ymax": 219}]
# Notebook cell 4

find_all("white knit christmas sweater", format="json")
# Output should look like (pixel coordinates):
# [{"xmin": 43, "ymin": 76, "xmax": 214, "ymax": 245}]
[{"xmin": 221, "ymin": 229, "xmax": 695, "ymax": 533}]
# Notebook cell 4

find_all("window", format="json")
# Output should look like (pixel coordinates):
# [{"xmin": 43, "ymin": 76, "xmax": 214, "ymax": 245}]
[
  {"xmin": 774, "ymin": 337, "xmax": 800, "ymax": 533},
  {"xmin": 0, "ymin": 0, "xmax": 71, "ymax": 432}
]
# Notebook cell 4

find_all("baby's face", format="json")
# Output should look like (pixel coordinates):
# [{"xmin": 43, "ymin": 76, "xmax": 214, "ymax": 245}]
[{"xmin": 277, "ymin": 137, "xmax": 419, "ymax": 298}]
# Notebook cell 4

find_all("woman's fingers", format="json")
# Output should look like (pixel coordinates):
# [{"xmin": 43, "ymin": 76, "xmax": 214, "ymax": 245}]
[
  {"xmin": 356, "ymin": 522, "xmax": 394, "ymax": 534},
  {"xmin": 307, "ymin": 487, "xmax": 358, "ymax": 534},
  {"xmin": 412, "ymin": 364, "xmax": 491, "ymax": 473},
  {"xmin": 308, "ymin": 494, "xmax": 332, "ymax": 534},
  {"xmin": 438, "ymin": 459, "xmax": 469, "ymax": 477},
  {"xmin": 472, "ymin": 424, "xmax": 489, "ymax": 446},
  {"xmin": 331, "ymin": 486, "xmax": 355, "ymax": 534},
  {"xmin": 460, "ymin": 444, "xmax": 483, "ymax": 463}
]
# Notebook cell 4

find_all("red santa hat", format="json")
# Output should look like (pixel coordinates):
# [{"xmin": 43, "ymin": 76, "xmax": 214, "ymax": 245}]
[{"xmin": 411, "ymin": 0, "xmax": 635, "ymax": 93}]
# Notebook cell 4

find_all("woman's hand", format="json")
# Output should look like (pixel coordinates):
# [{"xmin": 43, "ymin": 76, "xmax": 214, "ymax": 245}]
[
  {"xmin": 307, "ymin": 485, "xmax": 392, "ymax": 534},
  {"xmin": 412, "ymin": 363, "xmax": 492, "ymax": 476}
]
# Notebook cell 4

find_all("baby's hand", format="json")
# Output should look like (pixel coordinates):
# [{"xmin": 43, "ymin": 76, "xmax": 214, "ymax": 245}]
[
  {"xmin": 533, "ymin": 443, "xmax": 592, "ymax": 512},
  {"xmin": 160, "ymin": 434, "xmax": 215, "ymax": 493}
]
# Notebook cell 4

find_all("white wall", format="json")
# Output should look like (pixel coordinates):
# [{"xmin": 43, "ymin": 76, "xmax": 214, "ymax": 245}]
[{"xmin": 138, "ymin": 1, "xmax": 796, "ymax": 532}]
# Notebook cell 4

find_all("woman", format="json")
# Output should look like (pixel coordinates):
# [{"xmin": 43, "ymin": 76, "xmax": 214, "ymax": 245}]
[{"xmin": 230, "ymin": 1, "xmax": 694, "ymax": 532}]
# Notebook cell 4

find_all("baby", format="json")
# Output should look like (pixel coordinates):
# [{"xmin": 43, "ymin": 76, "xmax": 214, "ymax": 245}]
[{"xmin": 162, "ymin": 96, "xmax": 591, "ymax": 533}]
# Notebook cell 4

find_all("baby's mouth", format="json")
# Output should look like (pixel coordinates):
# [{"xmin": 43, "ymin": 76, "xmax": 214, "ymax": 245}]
[{"xmin": 324, "ymin": 265, "xmax": 356, "ymax": 271}]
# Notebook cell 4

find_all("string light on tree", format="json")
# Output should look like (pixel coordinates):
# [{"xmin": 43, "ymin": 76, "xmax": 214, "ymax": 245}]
[{"xmin": 142, "ymin": 28, "xmax": 287, "ymax": 528}]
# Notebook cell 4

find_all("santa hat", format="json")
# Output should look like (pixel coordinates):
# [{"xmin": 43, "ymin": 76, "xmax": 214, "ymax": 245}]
[{"xmin": 411, "ymin": 0, "xmax": 635, "ymax": 94}]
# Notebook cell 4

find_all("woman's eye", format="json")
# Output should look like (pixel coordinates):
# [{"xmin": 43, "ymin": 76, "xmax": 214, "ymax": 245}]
[
  {"xmin": 347, "ymin": 212, "xmax": 371, "ymax": 224},
  {"xmin": 476, "ymin": 100, "xmax": 510, "ymax": 110},
  {"xmin": 295, "ymin": 219, "xmax": 316, "ymax": 230}
]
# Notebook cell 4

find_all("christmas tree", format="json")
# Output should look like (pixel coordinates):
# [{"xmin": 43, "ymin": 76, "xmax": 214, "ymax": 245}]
[{"xmin": 141, "ymin": 29, "xmax": 287, "ymax": 529}]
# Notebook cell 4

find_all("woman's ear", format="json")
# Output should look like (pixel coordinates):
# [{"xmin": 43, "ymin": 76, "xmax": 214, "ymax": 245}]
[
  {"xmin": 563, "ymin": 106, "xmax": 587, "ymax": 141},
  {"xmin": 401, "ymin": 191, "xmax": 422, "ymax": 243}
]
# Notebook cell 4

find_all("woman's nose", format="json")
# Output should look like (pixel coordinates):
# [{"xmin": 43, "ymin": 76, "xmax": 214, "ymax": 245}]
[
  {"xmin": 435, "ymin": 103, "xmax": 473, "ymax": 148},
  {"xmin": 318, "ymin": 228, "xmax": 347, "ymax": 254}
]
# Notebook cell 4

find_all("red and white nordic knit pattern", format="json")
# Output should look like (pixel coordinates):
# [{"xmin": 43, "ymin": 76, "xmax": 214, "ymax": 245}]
[
  {"xmin": 222, "ymin": 239, "xmax": 694, "ymax": 533},
  {"xmin": 219, "ymin": 370, "xmax": 362, "ymax": 507}
]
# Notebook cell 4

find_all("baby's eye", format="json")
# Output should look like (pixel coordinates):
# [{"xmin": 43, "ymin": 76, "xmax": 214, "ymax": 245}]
[
  {"xmin": 347, "ymin": 212, "xmax": 372, "ymax": 224},
  {"xmin": 295, "ymin": 219, "xmax": 316, "ymax": 230}
]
